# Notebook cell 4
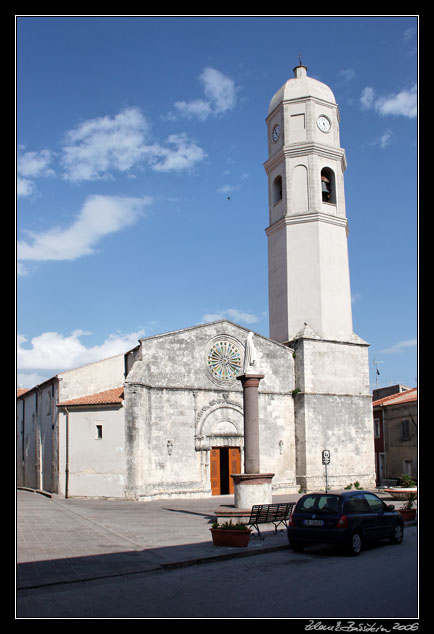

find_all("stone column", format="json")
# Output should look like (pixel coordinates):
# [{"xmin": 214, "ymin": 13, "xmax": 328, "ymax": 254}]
[
  {"xmin": 237, "ymin": 374, "xmax": 263, "ymax": 473},
  {"xmin": 231, "ymin": 373, "xmax": 274, "ymax": 509}
]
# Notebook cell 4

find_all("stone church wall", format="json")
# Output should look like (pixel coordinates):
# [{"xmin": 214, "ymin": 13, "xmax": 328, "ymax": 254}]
[{"xmin": 292, "ymin": 336, "xmax": 376, "ymax": 490}]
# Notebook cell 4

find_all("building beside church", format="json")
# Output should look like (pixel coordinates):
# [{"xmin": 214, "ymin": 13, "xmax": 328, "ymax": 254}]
[
  {"xmin": 372, "ymin": 386, "xmax": 418, "ymax": 485},
  {"xmin": 17, "ymin": 64, "xmax": 377, "ymax": 500},
  {"xmin": 16, "ymin": 351, "xmax": 129, "ymax": 497}
]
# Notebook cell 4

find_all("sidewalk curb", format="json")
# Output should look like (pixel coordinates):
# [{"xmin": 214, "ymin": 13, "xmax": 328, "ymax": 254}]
[
  {"xmin": 17, "ymin": 486, "xmax": 52, "ymax": 498},
  {"xmin": 17, "ymin": 543, "xmax": 290, "ymax": 590},
  {"xmin": 160, "ymin": 543, "xmax": 290, "ymax": 571}
]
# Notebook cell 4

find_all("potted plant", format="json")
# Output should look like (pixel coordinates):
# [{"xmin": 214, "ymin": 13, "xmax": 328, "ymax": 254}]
[
  {"xmin": 398, "ymin": 493, "xmax": 417, "ymax": 521},
  {"xmin": 384, "ymin": 474, "xmax": 417, "ymax": 501},
  {"xmin": 210, "ymin": 521, "xmax": 251, "ymax": 547}
]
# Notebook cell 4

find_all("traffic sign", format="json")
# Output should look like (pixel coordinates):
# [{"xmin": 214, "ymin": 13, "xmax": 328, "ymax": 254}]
[{"xmin": 322, "ymin": 449, "xmax": 331, "ymax": 465}]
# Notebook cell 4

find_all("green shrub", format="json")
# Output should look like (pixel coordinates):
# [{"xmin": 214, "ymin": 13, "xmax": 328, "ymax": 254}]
[
  {"xmin": 211, "ymin": 520, "xmax": 249, "ymax": 531},
  {"xmin": 398, "ymin": 474, "xmax": 416, "ymax": 488}
]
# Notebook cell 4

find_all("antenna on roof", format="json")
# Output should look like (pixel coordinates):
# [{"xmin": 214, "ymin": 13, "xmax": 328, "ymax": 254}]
[
  {"xmin": 373, "ymin": 359, "xmax": 384, "ymax": 388},
  {"xmin": 298, "ymin": 53, "xmax": 303, "ymax": 66}
]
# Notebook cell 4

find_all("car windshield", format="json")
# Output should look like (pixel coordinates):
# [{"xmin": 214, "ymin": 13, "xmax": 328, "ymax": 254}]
[{"xmin": 297, "ymin": 495, "xmax": 341, "ymax": 514}]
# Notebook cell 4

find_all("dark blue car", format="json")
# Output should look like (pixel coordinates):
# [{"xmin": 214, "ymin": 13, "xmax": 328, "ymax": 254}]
[{"xmin": 287, "ymin": 491, "xmax": 404, "ymax": 556}]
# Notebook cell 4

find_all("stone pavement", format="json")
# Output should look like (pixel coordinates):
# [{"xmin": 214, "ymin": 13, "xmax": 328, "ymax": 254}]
[{"xmin": 16, "ymin": 488, "xmax": 416, "ymax": 590}]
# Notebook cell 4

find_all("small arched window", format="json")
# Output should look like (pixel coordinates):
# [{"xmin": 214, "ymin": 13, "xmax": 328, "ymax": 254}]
[
  {"xmin": 321, "ymin": 168, "xmax": 336, "ymax": 204},
  {"xmin": 272, "ymin": 175, "xmax": 282, "ymax": 205}
]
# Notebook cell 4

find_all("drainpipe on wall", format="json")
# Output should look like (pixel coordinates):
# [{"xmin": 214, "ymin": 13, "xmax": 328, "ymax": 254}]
[
  {"xmin": 64, "ymin": 407, "xmax": 69, "ymax": 499},
  {"xmin": 22, "ymin": 397, "xmax": 26, "ymax": 484},
  {"xmin": 35, "ymin": 388, "xmax": 41, "ymax": 491}
]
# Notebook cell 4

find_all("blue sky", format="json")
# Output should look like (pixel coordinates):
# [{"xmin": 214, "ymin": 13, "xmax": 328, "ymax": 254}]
[{"xmin": 16, "ymin": 15, "xmax": 418, "ymax": 391}]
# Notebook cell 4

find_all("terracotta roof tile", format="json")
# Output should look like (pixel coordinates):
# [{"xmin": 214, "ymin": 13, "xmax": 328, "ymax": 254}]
[
  {"xmin": 373, "ymin": 387, "xmax": 417, "ymax": 408},
  {"xmin": 17, "ymin": 388, "xmax": 29, "ymax": 397},
  {"xmin": 58, "ymin": 387, "xmax": 124, "ymax": 407}
]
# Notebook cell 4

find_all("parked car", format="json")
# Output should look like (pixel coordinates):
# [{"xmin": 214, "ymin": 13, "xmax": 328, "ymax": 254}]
[{"xmin": 287, "ymin": 491, "xmax": 404, "ymax": 556}]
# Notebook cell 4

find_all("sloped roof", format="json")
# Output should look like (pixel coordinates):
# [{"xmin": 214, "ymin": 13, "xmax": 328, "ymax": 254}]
[
  {"xmin": 17, "ymin": 388, "xmax": 29, "ymax": 397},
  {"xmin": 57, "ymin": 387, "xmax": 124, "ymax": 407},
  {"xmin": 373, "ymin": 388, "xmax": 417, "ymax": 408},
  {"xmin": 137, "ymin": 319, "xmax": 292, "ymax": 351}
]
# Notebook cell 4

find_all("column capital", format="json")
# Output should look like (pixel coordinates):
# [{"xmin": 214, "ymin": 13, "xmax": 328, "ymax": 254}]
[{"xmin": 236, "ymin": 374, "xmax": 265, "ymax": 388}]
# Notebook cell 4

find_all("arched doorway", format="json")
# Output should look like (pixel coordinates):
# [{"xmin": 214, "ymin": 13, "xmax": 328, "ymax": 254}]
[{"xmin": 195, "ymin": 402, "xmax": 244, "ymax": 496}]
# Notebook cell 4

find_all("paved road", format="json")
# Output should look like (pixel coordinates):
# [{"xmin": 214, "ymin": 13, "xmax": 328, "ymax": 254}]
[
  {"xmin": 17, "ymin": 526, "xmax": 418, "ymax": 618},
  {"xmin": 16, "ymin": 489, "xmax": 419, "ymax": 619}
]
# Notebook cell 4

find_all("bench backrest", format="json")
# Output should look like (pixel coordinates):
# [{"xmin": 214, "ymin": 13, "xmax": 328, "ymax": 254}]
[{"xmin": 249, "ymin": 502, "xmax": 294, "ymax": 523}]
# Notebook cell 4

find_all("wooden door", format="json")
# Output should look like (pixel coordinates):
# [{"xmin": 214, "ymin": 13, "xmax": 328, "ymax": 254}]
[
  {"xmin": 228, "ymin": 447, "xmax": 241, "ymax": 494},
  {"xmin": 210, "ymin": 448, "xmax": 220, "ymax": 495}
]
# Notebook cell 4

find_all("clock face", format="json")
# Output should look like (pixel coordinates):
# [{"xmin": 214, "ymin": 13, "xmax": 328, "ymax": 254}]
[
  {"xmin": 272, "ymin": 124, "xmax": 281, "ymax": 142},
  {"xmin": 317, "ymin": 116, "xmax": 331, "ymax": 133}
]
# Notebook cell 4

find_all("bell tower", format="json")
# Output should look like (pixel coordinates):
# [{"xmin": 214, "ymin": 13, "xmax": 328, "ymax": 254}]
[
  {"xmin": 265, "ymin": 64, "xmax": 376, "ymax": 491},
  {"xmin": 265, "ymin": 63, "xmax": 353, "ymax": 344}
]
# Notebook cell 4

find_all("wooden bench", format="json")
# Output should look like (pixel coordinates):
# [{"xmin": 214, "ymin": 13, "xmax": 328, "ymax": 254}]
[{"xmin": 246, "ymin": 502, "xmax": 295, "ymax": 540}]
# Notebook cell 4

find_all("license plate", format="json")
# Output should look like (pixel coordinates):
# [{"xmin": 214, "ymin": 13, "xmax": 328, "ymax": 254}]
[{"xmin": 303, "ymin": 519, "xmax": 324, "ymax": 526}]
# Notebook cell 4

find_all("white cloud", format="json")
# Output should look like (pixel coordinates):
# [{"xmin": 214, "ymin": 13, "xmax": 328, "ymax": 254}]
[
  {"xmin": 403, "ymin": 27, "xmax": 417, "ymax": 57},
  {"xmin": 17, "ymin": 194, "xmax": 150, "ymax": 265},
  {"xmin": 376, "ymin": 85, "xmax": 417, "ymax": 118},
  {"xmin": 369, "ymin": 129, "xmax": 393, "ymax": 150},
  {"xmin": 379, "ymin": 338, "xmax": 417, "ymax": 354},
  {"xmin": 217, "ymin": 184, "xmax": 239, "ymax": 195},
  {"xmin": 146, "ymin": 133, "xmax": 207, "ymax": 172},
  {"xmin": 379, "ymin": 130, "xmax": 393, "ymax": 148},
  {"xmin": 61, "ymin": 107, "xmax": 149, "ymax": 182},
  {"xmin": 60, "ymin": 107, "xmax": 206, "ymax": 179},
  {"xmin": 17, "ymin": 148, "xmax": 54, "ymax": 197},
  {"xmin": 18, "ymin": 107, "xmax": 206, "ymax": 196},
  {"xmin": 217, "ymin": 172, "xmax": 248, "ymax": 196},
  {"xmin": 360, "ymin": 86, "xmax": 375, "ymax": 110},
  {"xmin": 17, "ymin": 178, "xmax": 36, "ymax": 197},
  {"xmin": 17, "ymin": 329, "xmax": 145, "ymax": 372},
  {"xmin": 201, "ymin": 308, "xmax": 259, "ymax": 325},
  {"xmin": 201, "ymin": 67, "xmax": 237, "ymax": 114},
  {"xmin": 338, "ymin": 68, "xmax": 356, "ymax": 84},
  {"xmin": 172, "ymin": 99, "xmax": 211, "ymax": 122},
  {"xmin": 17, "ymin": 261, "xmax": 29, "ymax": 276},
  {"xmin": 360, "ymin": 84, "xmax": 417, "ymax": 118},
  {"xmin": 171, "ymin": 67, "xmax": 238, "ymax": 121},
  {"xmin": 17, "ymin": 371, "xmax": 51, "ymax": 390},
  {"xmin": 403, "ymin": 27, "xmax": 417, "ymax": 44}
]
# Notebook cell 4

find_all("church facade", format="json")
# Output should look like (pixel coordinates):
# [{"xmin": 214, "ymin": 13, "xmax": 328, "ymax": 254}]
[
  {"xmin": 17, "ymin": 65, "xmax": 377, "ymax": 500},
  {"xmin": 123, "ymin": 321, "xmax": 296, "ymax": 500}
]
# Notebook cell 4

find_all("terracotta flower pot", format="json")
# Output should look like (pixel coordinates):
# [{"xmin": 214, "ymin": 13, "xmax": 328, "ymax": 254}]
[
  {"xmin": 398, "ymin": 508, "xmax": 416, "ymax": 521},
  {"xmin": 210, "ymin": 528, "xmax": 251, "ymax": 547}
]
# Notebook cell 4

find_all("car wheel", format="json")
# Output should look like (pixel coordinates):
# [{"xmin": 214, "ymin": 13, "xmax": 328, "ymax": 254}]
[
  {"xmin": 346, "ymin": 531, "xmax": 363, "ymax": 556},
  {"xmin": 390, "ymin": 523, "xmax": 404, "ymax": 544},
  {"xmin": 290, "ymin": 540, "xmax": 305, "ymax": 552}
]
